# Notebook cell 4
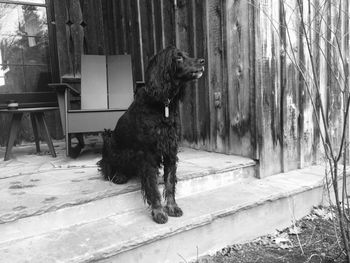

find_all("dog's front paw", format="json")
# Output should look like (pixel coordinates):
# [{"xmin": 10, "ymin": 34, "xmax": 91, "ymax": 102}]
[
  {"xmin": 152, "ymin": 207, "xmax": 168, "ymax": 224},
  {"xmin": 113, "ymin": 173, "xmax": 129, "ymax": 184},
  {"xmin": 165, "ymin": 204, "xmax": 183, "ymax": 217}
]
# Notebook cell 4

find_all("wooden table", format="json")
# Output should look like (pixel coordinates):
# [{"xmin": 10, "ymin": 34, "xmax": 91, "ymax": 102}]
[{"xmin": 0, "ymin": 107, "xmax": 57, "ymax": 161}]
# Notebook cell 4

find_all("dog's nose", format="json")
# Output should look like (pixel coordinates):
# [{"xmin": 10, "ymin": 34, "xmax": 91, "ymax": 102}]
[{"xmin": 199, "ymin": 59, "xmax": 205, "ymax": 65}]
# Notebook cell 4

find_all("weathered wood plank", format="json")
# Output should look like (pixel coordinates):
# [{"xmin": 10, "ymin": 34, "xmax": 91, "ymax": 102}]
[
  {"xmin": 114, "ymin": 0, "xmax": 126, "ymax": 54},
  {"xmin": 299, "ymin": 0, "xmax": 316, "ymax": 168},
  {"xmin": 311, "ymin": 0, "xmax": 322, "ymax": 164},
  {"xmin": 248, "ymin": 0, "xmax": 258, "ymax": 160},
  {"xmin": 162, "ymin": 0, "xmax": 176, "ymax": 47},
  {"xmin": 193, "ymin": 0, "xmax": 210, "ymax": 150},
  {"xmin": 318, "ymin": 0, "xmax": 329, "ymax": 163},
  {"xmin": 129, "ymin": 0, "xmax": 143, "ymax": 81},
  {"xmin": 253, "ymin": 0, "xmax": 264, "ymax": 169},
  {"xmin": 139, "ymin": 0, "xmax": 155, "ymax": 68},
  {"xmin": 280, "ymin": 0, "xmax": 301, "ymax": 171},
  {"xmin": 47, "ymin": 0, "xmax": 59, "ymax": 82},
  {"xmin": 341, "ymin": 0, "xmax": 350, "ymax": 163},
  {"xmin": 82, "ymin": 0, "xmax": 105, "ymax": 54},
  {"xmin": 226, "ymin": 0, "xmax": 252, "ymax": 157},
  {"xmin": 327, "ymin": 0, "xmax": 344, "ymax": 159},
  {"xmin": 176, "ymin": 0, "xmax": 196, "ymax": 146},
  {"xmin": 255, "ymin": 0, "xmax": 283, "ymax": 177},
  {"xmin": 188, "ymin": 0, "xmax": 199, "ymax": 146},
  {"xmin": 101, "ymin": 0, "xmax": 116, "ymax": 55},
  {"xmin": 206, "ymin": 0, "xmax": 227, "ymax": 152},
  {"xmin": 53, "ymin": 0, "xmax": 72, "ymax": 76},
  {"xmin": 120, "ymin": 0, "xmax": 128, "ymax": 54},
  {"xmin": 153, "ymin": 0, "xmax": 163, "ymax": 52}
]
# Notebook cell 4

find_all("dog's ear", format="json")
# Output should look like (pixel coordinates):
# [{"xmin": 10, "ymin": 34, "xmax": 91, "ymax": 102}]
[
  {"xmin": 163, "ymin": 48, "xmax": 177, "ymax": 82},
  {"xmin": 145, "ymin": 47, "xmax": 179, "ymax": 102}
]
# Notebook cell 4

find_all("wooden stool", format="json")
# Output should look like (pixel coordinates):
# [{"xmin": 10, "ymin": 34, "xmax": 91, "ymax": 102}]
[{"xmin": 1, "ymin": 108, "xmax": 57, "ymax": 161}]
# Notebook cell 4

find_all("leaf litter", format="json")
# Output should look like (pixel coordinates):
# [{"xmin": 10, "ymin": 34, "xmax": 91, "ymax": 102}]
[{"xmin": 193, "ymin": 206, "xmax": 346, "ymax": 263}]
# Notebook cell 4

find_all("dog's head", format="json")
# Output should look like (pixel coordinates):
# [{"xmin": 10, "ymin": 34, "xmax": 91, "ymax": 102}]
[
  {"xmin": 171, "ymin": 49, "xmax": 205, "ymax": 81},
  {"xmin": 145, "ymin": 46, "xmax": 205, "ymax": 102}
]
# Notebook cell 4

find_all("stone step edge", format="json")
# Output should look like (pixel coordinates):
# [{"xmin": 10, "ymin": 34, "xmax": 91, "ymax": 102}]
[
  {"xmin": 99, "ymin": 178, "xmax": 326, "ymax": 259},
  {"xmin": 2, "ymin": 158, "xmax": 256, "ymax": 181},
  {"xmin": 177, "ymin": 160, "xmax": 256, "ymax": 182},
  {"xmin": 0, "ymin": 165, "xmax": 330, "ymax": 263},
  {"xmin": 0, "ymin": 161, "xmax": 256, "ymax": 225}
]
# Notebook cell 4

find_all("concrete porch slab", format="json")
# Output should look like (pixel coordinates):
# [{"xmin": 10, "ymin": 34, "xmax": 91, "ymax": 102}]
[
  {"xmin": 0, "ymin": 165, "xmax": 336, "ymax": 263},
  {"xmin": 0, "ymin": 139, "xmax": 101, "ymax": 179},
  {"xmin": 0, "ymin": 141, "xmax": 255, "ymax": 226},
  {"xmin": 0, "ymin": 139, "xmax": 255, "ymax": 178}
]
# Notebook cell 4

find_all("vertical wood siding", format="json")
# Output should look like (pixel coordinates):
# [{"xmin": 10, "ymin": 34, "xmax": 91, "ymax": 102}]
[
  {"xmin": 254, "ymin": 0, "xmax": 348, "ymax": 177},
  {"xmin": 226, "ymin": 0, "xmax": 254, "ymax": 157},
  {"xmin": 254, "ymin": 0, "xmax": 283, "ymax": 176},
  {"xmin": 53, "ymin": 0, "xmax": 252, "ymax": 156},
  {"xmin": 6, "ymin": 0, "xmax": 342, "ymax": 177},
  {"xmin": 280, "ymin": 0, "xmax": 300, "ymax": 171}
]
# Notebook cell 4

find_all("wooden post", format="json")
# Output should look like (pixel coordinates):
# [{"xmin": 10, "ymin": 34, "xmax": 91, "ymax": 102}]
[{"xmin": 254, "ymin": 0, "xmax": 283, "ymax": 177}]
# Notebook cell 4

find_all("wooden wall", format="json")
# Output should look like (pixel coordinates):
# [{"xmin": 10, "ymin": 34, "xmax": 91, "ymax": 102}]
[
  {"xmin": 50, "ymin": 0, "xmax": 348, "ymax": 177},
  {"xmin": 52, "ymin": 0, "xmax": 256, "ymax": 159},
  {"xmin": 254, "ymin": 0, "xmax": 348, "ymax": 177},
  {"xmin": 2, "ymin": 0, "xmax": 346, "ymax": 178}
]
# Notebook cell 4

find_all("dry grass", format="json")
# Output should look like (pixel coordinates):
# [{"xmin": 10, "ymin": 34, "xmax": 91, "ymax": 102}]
[{"xmin": 192, "ymin": 207, "xmax": 347, "ymax": 263}]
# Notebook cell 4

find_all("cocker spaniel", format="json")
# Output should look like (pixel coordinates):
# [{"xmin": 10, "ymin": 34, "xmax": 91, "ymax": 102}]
[{"xmin": 98, "ymin": 46, "xmax": 205, "ymax": 224}]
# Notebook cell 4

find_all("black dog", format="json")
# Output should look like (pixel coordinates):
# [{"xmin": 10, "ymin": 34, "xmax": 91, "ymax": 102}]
[{"xmin": 98, "ymin": 46, "xmax": 205, "ymax": 224}]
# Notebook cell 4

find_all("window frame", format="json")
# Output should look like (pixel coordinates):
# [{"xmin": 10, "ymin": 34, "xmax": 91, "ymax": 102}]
[
  {"xmin": 0, "ymin": 0, "xmax": 59, "ymax": 89},
  {"xmin": 0, "ymin": 0, "xmax": 46, "ymax": 7}
]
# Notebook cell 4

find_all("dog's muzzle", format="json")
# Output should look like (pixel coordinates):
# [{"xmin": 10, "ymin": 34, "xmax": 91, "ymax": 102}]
[{"xmin": 192, "ymin": 66, "xmax": 205, "ymax": 79}]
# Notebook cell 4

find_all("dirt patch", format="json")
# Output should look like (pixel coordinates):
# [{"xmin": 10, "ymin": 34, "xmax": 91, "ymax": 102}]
[{"xmin": 194, "ymin": 207, "xmax": 347, "ymax": 263}]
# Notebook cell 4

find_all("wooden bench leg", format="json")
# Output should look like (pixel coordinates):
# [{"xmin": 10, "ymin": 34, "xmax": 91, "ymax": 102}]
[
  {"xmin": 4, "ymin": 113, "xmax": 23, "ymax": 161},
  {"xmin": 35, "ymin": 112, "xmax": 56, "ymax": 158},
  {"xmin": 30, "ymin": 113, "xmax": 41, "ymax": 153},
  {"xmin": 67, "ymin": 133, "xmax": 72, "ymax": 156}
]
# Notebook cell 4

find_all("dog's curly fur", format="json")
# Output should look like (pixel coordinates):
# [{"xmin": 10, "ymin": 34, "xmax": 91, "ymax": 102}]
[{"xmin": 98, "ymin": 46, "xmax": 205, "ymax": 224}]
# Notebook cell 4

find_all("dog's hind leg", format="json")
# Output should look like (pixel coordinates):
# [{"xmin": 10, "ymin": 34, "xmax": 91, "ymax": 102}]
[
  {"xmin": 99, "ymin": 129, "xmax": 129, "ymax": 184},
  {"xmin": 163, "ymin": 157, "xmax": 183, "ymax": 217},
  {"xmin": 140, "ymin": 161, "xmax": 168, "ymax": 224}
]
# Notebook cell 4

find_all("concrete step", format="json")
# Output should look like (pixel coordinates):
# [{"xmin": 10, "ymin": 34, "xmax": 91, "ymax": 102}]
[
  {"xmin": 0, "ymin": 165, "xmax": 332, "ymax": 263},
  {"xmin": 0, "ymin": 150, "xmax": 255, "ymax": 244}
]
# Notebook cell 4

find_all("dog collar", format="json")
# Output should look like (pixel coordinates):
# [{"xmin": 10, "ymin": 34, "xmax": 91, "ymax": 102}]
[{"xmin": 164, "ymin": 99, "xmax": 170, "ymax": 118}]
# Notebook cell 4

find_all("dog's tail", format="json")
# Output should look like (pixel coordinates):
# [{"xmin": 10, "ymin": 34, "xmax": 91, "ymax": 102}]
[{"xmin": 97, "ymin": 129, "xmax": 116, "ymax": 180}]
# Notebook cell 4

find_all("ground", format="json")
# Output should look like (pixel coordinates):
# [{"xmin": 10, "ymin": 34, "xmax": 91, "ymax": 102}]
[
  {"xmin": 1, "ymin": 141, "xmax": 347, "ymax": 262},
  {"xmin": 195, "ymin": 207, "xmax": 347, "ymax": 263}
]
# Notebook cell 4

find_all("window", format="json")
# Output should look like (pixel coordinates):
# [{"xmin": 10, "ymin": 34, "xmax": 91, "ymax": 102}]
[
  {"xmin": 0, "ymin": 0, "xmax": 51, "ymax": 93},
  {"xmin": 2, "ymin": 1, "xmax": 45, "ymax": 4}
]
